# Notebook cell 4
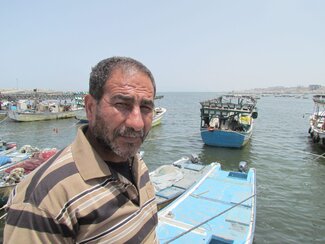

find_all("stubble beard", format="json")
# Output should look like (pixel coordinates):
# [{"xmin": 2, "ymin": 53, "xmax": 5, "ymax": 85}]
[{"xmin": 92, "ymin": 113, "xmax": 147, "ymax": 160}]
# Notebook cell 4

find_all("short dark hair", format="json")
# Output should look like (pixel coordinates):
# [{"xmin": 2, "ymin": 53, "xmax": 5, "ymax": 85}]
[{"xmin": 89, "ymin": 56, "xmax": 156, "ymax": 101}]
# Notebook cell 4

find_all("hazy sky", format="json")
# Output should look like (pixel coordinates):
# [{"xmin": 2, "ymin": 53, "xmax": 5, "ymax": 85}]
[{"xmin": 1, "ymin": 0, "xmax": 324, "ymax": 92}]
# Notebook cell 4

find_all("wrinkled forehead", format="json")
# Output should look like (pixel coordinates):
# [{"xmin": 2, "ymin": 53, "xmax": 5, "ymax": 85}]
[{"xmin": 104, "ymin": 69, "xmax": 155, "ymax": 99}]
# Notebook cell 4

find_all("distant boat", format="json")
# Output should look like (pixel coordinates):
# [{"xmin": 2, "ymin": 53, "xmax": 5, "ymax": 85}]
[
  {"xmin": 75, "ymin": 107, "xmax": 167, "ymax": 127},
  {"xmin": 152, "ymin": 107, "xmax": 167, "ymax": 127},
  {"xmin": 8, "ymin": 99, "xmax": 80, "ymax": 122},
  {"xmin": 156, "ymin": 161, "xmax": 256, "ymax": 243},
  {"xmin": 200, "ymin": 95, "xmax": 258, "ymax": 148},
  {"xmin": 308, "ymin": 95, "xmax": 325, "ymax": 146},
  {"xmin": 150, "ymin": 154, "xmax": 214, "ymax": 210}
]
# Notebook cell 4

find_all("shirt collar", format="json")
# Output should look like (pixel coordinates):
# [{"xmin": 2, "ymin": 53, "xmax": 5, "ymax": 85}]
[{"xmin": 71, "ymin": 125, "xmax": 112, "ymax": 181}]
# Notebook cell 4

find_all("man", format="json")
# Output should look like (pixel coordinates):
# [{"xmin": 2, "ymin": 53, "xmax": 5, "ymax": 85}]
[{"xmin": 4, "ymin": 57, "xmax": 158, "ymax": 243}]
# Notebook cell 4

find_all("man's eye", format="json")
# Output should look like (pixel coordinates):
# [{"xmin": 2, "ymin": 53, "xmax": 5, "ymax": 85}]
[
  {"xmin": 115, "ymin": 103, "xmax": 129, "ymax": 109},
  {"xmin": 141, "ymin": 106, "xmax": 153, "ymax": 114}
]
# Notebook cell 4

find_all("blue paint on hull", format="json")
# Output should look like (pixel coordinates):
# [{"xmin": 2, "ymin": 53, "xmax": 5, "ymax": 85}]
[{"xmin": 201, "ymin": 129, "xmax": 252, "ymax": 148}]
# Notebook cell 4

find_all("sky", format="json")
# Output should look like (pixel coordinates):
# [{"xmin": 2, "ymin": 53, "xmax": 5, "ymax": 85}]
[{"xmin": 0, "ymin": 0, "xmax": 324, "ymax": 92}]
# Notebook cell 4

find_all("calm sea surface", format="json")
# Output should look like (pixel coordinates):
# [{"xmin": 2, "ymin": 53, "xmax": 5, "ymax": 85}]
[{"xmin": 1, "ymin": 92, "xmax": 325, "ymax": 243}]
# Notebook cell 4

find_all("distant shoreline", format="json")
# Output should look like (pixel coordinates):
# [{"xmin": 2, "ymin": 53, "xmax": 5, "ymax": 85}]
[
  {"xmin": 234, "ymin": 85, "xmax": 325, "ymax": 95},
  {"xmin": 1, "ymin": 85, "xmax": 325, "ymax": 95}
]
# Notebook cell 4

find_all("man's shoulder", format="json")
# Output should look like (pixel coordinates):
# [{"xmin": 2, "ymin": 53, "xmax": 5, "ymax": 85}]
[{"xmin": 7, "ymin": 145, "xmax": 80, "ymax": 209}]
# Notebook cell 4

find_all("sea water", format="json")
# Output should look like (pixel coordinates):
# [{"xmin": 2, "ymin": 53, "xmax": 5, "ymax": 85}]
[{"xmin": 0, "ymin": 92, "xmax": 324, "ymax": 243}]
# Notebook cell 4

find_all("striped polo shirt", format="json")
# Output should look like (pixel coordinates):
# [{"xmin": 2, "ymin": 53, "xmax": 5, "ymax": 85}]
[{"xmin": 4, "ymin": 125, "xmax": 158, "ymax": 243}]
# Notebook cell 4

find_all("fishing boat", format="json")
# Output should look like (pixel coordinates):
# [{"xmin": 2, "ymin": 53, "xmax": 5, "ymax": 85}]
[
  {"xmin": 8, "ymin": 99, "xmax": 79, "ymax": 122},
  {"xmin": 308, "ymin": 95, "xmax": 325, "ymax": 145},
  {"xmin": 0, "ymin": 148, "xmax": 57, "ymax": 207},
  {"xmin": 152, "ymin": 107, "xmax": 167, "ymax": 127},
  {"xmin": 200, "ymin": 95, "xmax": 258, "ymax": 148},
  {"xmin": 0, "ymin": 145, "xmax": 43, "ymax": 173},
  {"xmin": 156, "ymin": 161, "xmax": 256, "ymax": 244},
  {"xmin": 150, "ymin": 155, "xmax": 214, "ymax": 210}
]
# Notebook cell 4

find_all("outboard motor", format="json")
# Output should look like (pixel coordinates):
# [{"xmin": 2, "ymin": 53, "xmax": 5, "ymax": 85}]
[
  {"xmin": 238, "ymin": 161, "xmax": 248, "ymax": 173},
  {"xmin": 190, "ymin": 154, "xmax": 199, "ymax": 164}
]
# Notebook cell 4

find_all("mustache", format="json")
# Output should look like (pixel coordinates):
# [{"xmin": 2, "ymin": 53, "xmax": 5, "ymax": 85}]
[{"xmin": 114, "ymin": 127, "xmax": 144, "ymax": 138}]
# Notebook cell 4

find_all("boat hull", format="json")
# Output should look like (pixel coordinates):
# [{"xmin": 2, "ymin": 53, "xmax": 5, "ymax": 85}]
[
  {"xmin": 152, "ymin": 107, "xmax": 167, "ymax": 127},
  {"xmin": 201, "ymin": 128, "xmax": 252, "ymax": 148},
  {"xmin": 157, "ymin": 163, "xmax": 256, "ymax": 243},
  {"xmin": 8, "ymin": 110, "xmax": 76, "ymax": 122}
]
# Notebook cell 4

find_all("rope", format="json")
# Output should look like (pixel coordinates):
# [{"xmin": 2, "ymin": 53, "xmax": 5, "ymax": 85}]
[{"xmin": 163, "ymin": 193, "xmax": 257, "ymax": 244}]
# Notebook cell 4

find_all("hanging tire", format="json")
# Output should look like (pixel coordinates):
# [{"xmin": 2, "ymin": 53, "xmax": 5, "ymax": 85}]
[{"xmin": 308, "ymin": 127, "xmax": 311, "ymax": 134}]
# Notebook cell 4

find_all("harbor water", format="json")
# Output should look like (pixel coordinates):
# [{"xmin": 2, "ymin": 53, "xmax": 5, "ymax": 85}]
[{"xmin": 0, "ymin": 92, "xmax": 324, "ymax": 243}]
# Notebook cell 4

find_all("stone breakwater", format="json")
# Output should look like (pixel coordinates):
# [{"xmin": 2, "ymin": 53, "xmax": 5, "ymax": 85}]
[{"xmin": 0, "ymin": 89, "xmax": 86, "ymax": 102}]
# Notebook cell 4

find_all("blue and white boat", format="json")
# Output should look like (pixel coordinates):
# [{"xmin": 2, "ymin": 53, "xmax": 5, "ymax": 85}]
[
  {"xmin": 200, "ymin": 95, "xmax": 258, "ymax": 148},
  {"xmin": 157, "ymin": 162, "xmax": 256, "ymax": 244}
]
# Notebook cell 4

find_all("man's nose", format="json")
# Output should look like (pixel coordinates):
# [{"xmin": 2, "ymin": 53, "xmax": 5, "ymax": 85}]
[{"xmin": 125, "ymin": 106, "xmax": 145, "ymax": 131}]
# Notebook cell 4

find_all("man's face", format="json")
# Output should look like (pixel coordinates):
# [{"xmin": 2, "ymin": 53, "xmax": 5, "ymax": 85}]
[{"xmin": 90, "ymin": 69, "xmax": 154, "ymax": 160}]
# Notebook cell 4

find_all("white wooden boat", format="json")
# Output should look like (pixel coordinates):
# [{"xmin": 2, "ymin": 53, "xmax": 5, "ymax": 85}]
[{"xmin": 8, "ymin": 100, "xmax": 79, "ymax": 122}]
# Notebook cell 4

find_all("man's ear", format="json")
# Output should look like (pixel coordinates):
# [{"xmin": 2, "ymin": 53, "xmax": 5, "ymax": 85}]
[{"xmin": 84, "ymin": 94, "xmax": 96, "ymax": 122}]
